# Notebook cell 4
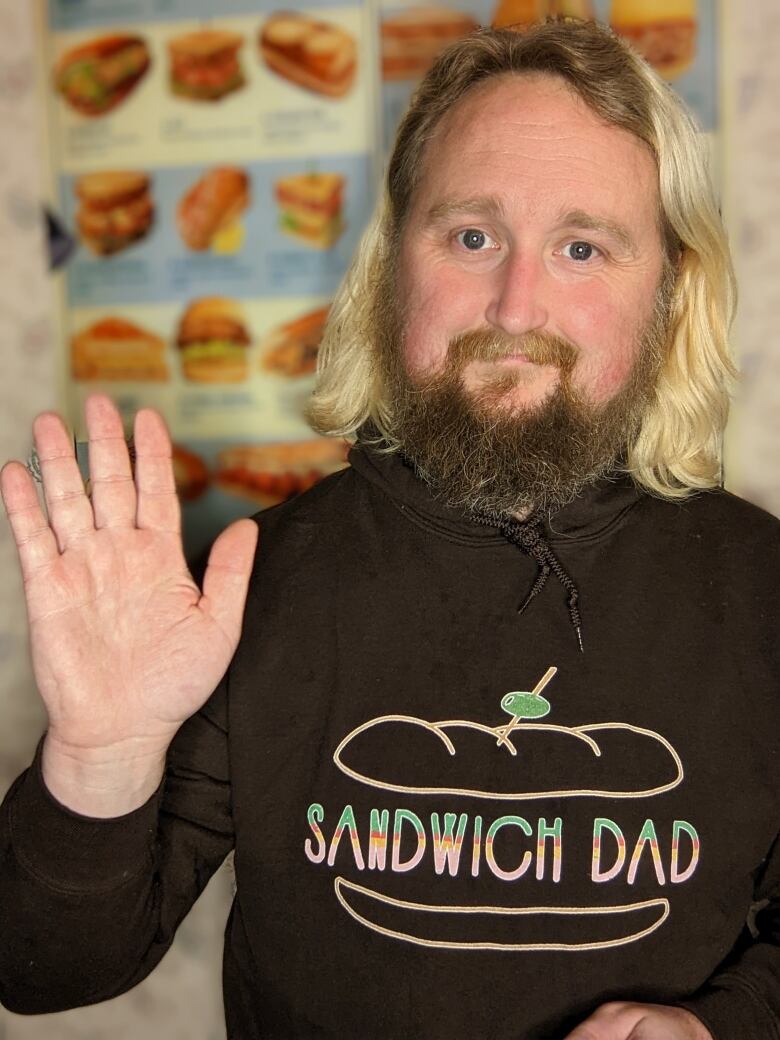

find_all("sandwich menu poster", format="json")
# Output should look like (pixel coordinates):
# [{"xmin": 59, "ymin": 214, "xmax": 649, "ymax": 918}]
[
  {"xmin": 380, "ymin": 0, "xmax": 718, "ymax": 151},
  {"xmin": 39, "ymin": 0, "xmax": 719, "ymax": 560},
  {"xmin": 38, "ymin": 0, "xmax": 380, "ymax": 560}
]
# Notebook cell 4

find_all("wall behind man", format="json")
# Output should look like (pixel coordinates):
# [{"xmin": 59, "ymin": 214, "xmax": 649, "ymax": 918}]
[{"xmin": 1, "ymin": 1, "xmax": 778, "ymax": 1037}]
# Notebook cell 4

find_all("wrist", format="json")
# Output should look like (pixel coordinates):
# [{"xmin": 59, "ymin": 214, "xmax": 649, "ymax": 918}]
[{"xmin": 41, "ymin": 731, "xmax": 168, "ymax": 818}]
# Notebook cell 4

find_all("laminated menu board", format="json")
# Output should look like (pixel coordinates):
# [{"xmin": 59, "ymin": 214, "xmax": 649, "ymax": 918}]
[
  {"xmin": 38, "ymin": 0, "xmax": 720, "ymax": 558},
  {"xmin": 38, "ymin": 0, "xmax": 381, "ymax": 559},
  {"xmin": 380, "ymin": 0, "xmax": 718, "ymax": 152}
]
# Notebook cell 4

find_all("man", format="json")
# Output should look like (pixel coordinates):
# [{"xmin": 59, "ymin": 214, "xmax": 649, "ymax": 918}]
[{"xmin": 0, "ymin": 19, "xmax": 778, "ymax": 1040}]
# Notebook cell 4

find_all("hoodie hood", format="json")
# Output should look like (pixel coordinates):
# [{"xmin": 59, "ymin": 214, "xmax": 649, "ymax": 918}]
[
  {"xmin": 348, "ymin": 441, "xmax": 647, "ymax": 652},
  {"xmin": 347, "ymin": 441, "xmax": 645, "ymax": 548}
]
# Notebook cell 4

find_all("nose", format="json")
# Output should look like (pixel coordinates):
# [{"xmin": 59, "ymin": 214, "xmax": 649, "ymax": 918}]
[{"xmin": 484, "ymin": 250, "xmax": 550, "ymax": 336}]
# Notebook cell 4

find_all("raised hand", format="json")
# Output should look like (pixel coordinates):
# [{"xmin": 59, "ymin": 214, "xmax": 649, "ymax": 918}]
[
  {"xmin": 562, "ymin": 1001, "xmax": 713, "ymax": 1040},
  {"xmin": 0, "ymin": 394, "xmax": 258, "ymax": 816}
]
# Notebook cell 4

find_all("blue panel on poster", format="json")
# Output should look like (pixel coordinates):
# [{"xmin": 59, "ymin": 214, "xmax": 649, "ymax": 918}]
[
  {"xmin": 50, "ymin": 0, "xmax": 360, "ymax": 32},
  {"xmin": 59, "ymin": 153, "xmax": 373, "ymax": 306}
]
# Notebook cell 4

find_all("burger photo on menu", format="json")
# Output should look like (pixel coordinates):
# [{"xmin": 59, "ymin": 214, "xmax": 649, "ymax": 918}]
[
  {"xmin": 274, "ymin": 173, "xmax": 345, "ymax": 249},
  {"xmin": 176, "ymin": 166, "xmax": 250, "ymax": 253},
  {"xmin": 259, "ymin": 13, "xmax": 357, "ymax": 98},
  {"xmin": 260, "ymin": 304, "xmax": 329, "ymax": 377},
  {"xmin": 71, "ymin": 316, "xmax": 169, "ymax": 382},
  {"xmin": 74, "ymin": 170, "xmax": 155, "ymax": 256},
  {"xmin": 610, "ymin": 0, "xmax": 698, "ymax": 81},
  {"xmin": 54, "ymin": 33, "xmax": 150, "ymax": 116},
  {"xmin": 176, "ymin": 297, "xmax": 251, "ymax": 383},
  {"xmin": 381, "ymin": 6, "xmax": 478, "ymax": 81},
  {"xmin": 214, "ymin": 438, "xmax": 348, "ymax": 508},
  {"xmin": 168, "ymin": 29, "xmax": 246, "ymax": 102}
]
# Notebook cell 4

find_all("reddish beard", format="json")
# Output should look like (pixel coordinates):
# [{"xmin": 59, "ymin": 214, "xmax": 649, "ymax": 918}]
[{"xmin": 372, "ymin": 284, "xmax": 672, "ymax": 516}]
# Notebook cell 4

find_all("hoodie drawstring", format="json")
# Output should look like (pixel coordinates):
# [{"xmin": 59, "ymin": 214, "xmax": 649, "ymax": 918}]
[{"xmin": 475, "ymin": 514, "xmax": 584, "ymax": 653}]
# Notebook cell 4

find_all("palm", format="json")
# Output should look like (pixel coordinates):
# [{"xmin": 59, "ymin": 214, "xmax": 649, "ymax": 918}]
[{"xmin": 1, "ymin": 395, "xmax": 258, "ymax": 755}]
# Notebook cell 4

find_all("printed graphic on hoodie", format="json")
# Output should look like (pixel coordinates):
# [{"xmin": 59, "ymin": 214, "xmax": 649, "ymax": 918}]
[{"xmin": 305, "ymin": 667, "xmax": 700, "ymax": 951}]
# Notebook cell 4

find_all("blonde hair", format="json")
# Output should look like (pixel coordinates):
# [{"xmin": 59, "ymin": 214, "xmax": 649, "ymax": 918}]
[{"xmin": 308, "ymin": 20, "xmax": 737, "ymax": 499}]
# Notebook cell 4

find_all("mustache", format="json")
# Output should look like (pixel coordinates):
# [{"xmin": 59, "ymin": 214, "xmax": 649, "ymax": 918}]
[{"xmin": 447, "ymin": 329, "xmax": 578, "ymax": 372}]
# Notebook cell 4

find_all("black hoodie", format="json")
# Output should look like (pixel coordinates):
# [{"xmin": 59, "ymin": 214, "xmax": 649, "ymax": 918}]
[{"xmin": 1, "ymin": 445, "xmax": 779, "ymax": 1039}]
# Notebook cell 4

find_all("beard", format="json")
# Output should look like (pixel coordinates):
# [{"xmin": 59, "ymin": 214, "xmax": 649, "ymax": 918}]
[{"xmin": 371, "ymin": 263, "xmax": 674, "ymax": 518}]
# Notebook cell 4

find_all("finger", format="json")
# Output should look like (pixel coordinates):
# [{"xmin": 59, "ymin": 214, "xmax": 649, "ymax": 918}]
[
  {"xmin": 200, "ymin": 519, "xmax": 259, "ymax": 646},
  {"xmin": 0, "ymin": 461, "xmax": 62, "ymax": 581},
  {"xmin": 85, "ymin": 394, "xmax": 136, "ymax": 530},
  {"xmin": 33, "ymin": 409, "xmax": 94, "ymax": 550},
  {"xmin": 133, "ymin": 407, "xmax": 180, "ymax": 534}
]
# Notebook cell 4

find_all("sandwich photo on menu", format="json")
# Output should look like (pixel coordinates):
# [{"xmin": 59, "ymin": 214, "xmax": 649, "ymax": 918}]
[
  {"xmin": 260, "ymin": 304, "xmax": 329, "ymax": 377},
  {"xmin": 171, "ymin": 444, "xmax": 210, "ymax": 502},
  {"xmin": 381, "ymin": 7, "xmax": 478, "ymax": 81},
  {"xmin": 168, "ymin": 29, "xmax": 246, "ymax": 102},
  {"xmin": 548, "ymin": 0, "xmax": 594, "ymax": 14},
  {"xmin": 71, "ymin": 316, "xmax": 169, "ymax": 382},
  {"xmin": 492, "ymin": 0, "xmax": 546, "ymax": 28},
  {"xmin": 74, "ymin": 170, "xmax": 155, "ymax": 256},
  {"xmin": 54, "ymin": 33, "xmax": 150, "ymax": 116},
  {"xmin": 492, "ymin": 0, "xmax": 594, "ymax": 26},
  {"xmin": 214, "ymin": 438, "xmax": 348, "ymax": 508},
  {"xmin": 259, "ymin": 13, "xmax": 357, "ymax": 98},
  {"xmin": 177, "ymin": 167, "xmax": 250, "ymax": 253},
  {"xmin": 274, "ymin": 173, "xmax": 345, "ymax": 250},
  {"xmin": 175, "ymin": 297, "xmax": 251, "ymax": 383},
  {"xmin": 610, "ymin": 0, "xmax": 698, "ymax": 81}
]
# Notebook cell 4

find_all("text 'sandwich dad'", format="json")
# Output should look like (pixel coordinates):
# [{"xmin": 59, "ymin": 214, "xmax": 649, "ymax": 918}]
[
  {"xmin": 54, "ymin": 33, "xmax": 150, "ymax": 116},
  {"xmin": 175, "ymin": 297, "xmax": 252, "ymax": 382},
  {"xmin": 74, "ymin": 170, "xmax": 155, "ymax": 256},
  {"xmin": 168, "ymin": 29, "xmax": 246, "ymax": 102}
]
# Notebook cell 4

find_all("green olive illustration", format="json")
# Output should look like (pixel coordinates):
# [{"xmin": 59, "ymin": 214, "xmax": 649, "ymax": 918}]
[
  {"xmin": 501, "ymin": 691, "xmax": 551, "ymax": 720},
  {"xmin": 496, "ymin": 666, "xmax": 557, "ymax": 749}
]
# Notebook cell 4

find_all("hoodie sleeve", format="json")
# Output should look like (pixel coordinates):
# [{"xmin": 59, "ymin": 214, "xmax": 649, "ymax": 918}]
[
  {"xmin": 679, "ymin": 831, "xmax": 780, "ymax": 1040},
  {"xmin": 0, "ymin": 679, "xmax": 232, "ymax": 1015}
]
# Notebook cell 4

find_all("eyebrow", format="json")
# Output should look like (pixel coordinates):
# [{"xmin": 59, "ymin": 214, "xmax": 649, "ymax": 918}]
[
  {"xmin": 557, "ymin": 209, "xmax": 636, "ymax": 253},
  {"xmin": 423, "ymin": 195, "xmax": 506, "ymax": 226}
]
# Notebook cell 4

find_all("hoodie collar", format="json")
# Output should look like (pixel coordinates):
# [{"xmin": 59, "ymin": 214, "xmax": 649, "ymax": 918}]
[{"xmin": 348, "ymin": 441, "xmax": 645, "ymax": 547}]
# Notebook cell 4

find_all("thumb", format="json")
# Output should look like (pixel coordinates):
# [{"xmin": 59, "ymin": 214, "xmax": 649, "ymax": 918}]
[
  {"xmin": 563, "ymin": 1003, "xmax": 642, "ymax": 1040},
  {"xmin": 200, "ymin": 518, "xmax": 259, "ymax": 641}
]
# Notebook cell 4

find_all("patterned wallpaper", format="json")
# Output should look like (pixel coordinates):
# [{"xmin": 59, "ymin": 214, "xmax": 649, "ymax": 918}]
[{"xmin": 0, "ymin": 1, "xmax": 778, "ymax": 1036}]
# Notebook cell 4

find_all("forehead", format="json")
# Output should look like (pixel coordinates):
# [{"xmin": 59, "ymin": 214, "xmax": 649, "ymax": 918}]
[{"xmin": 409, "ymin": 73, "xmax": 660, "ymax": 233}]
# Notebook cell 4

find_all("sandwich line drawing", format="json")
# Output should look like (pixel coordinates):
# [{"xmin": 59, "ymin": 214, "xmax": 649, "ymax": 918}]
[
  {"xmin": 333, "ymin": 876, "xmax": 671, "ymax": 953},
  {"xmin": 333, "ymin": 667, "xmax": 684, "ymax": 800},
  {"xmin": 326, "ymin": 668, "xmax": 688, "ymax": 951}
]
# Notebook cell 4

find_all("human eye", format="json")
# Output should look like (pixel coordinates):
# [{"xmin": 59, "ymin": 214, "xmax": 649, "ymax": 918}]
[
  {"xmin": 561, "ymin": 240, "xmax": 603, "ymax": 263},
  {"xmin": 453, "ymin": 227, "xmax": 499, "ymax": 252}
]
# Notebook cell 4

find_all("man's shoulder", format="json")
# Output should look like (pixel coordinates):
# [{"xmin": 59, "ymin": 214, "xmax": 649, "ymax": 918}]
[
  {"xmin": 641, "ymin": 486, "xmax": 780, "ymax": 574},
  {"xmin": 659, "ymin": 486, "xmax": 779, "ymax": 537},
  {"xmin": 245, "ymin": 462, "xmax": 370, "ymax": 570},
  {"xmin": 252, "ymin": 463, "xmax": 358, "ymax": 529}
]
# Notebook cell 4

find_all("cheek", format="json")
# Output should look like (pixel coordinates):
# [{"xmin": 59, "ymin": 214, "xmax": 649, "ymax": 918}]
[
  {"xmin": 560, "ymin": 292, "xmax": 646, "ymax": 402},
  {"xmin": 398, "ymin": 259, "xmax": 485, "ymax": 376}
]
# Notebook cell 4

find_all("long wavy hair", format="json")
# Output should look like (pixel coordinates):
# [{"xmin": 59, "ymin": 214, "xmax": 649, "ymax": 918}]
[{"xmin": 307, "ymin": 20, "xmax": 737, "ymax": 499}]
